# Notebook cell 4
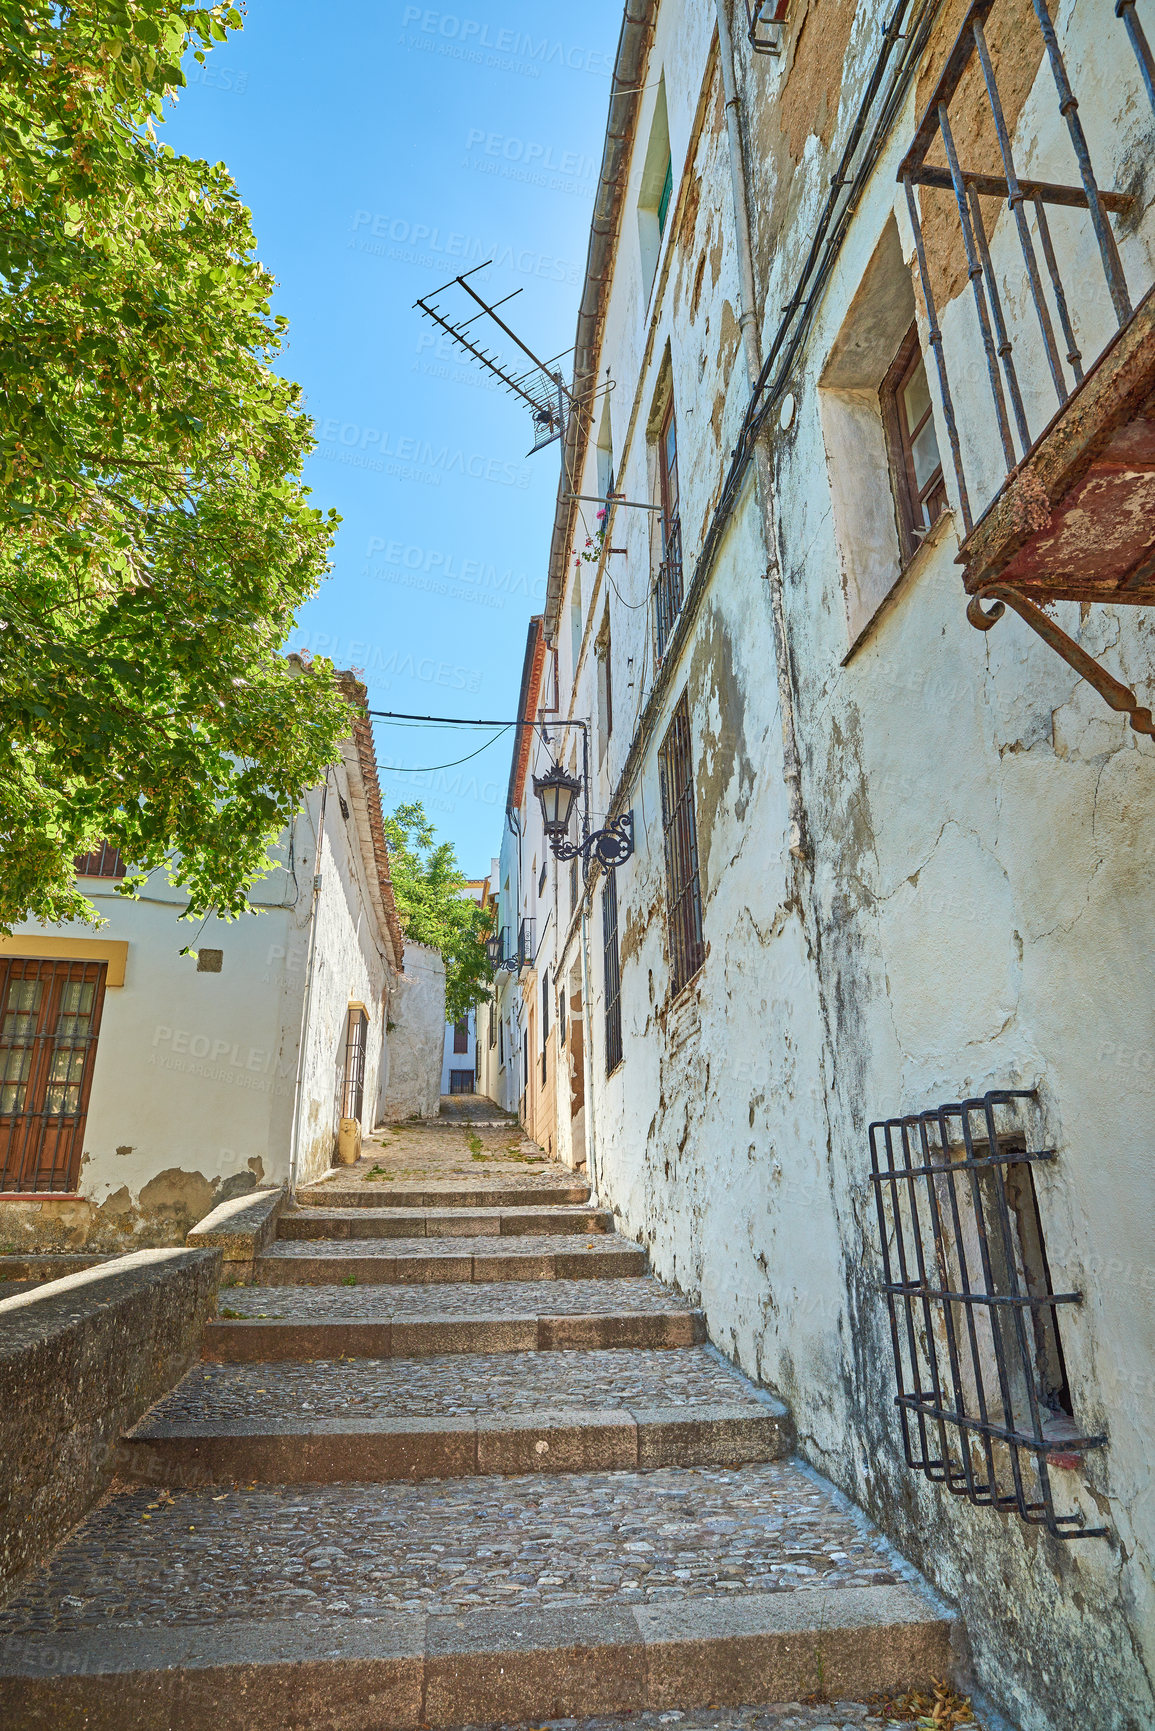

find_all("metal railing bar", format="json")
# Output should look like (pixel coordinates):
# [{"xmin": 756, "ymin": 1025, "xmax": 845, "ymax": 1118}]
[
  {"xmin": 895, "ymin": 1394, "xmax": 1108, "ymax": 1454},
  {"xmin": 902, "ymin": 174, "xmax": 973, "ymax": 532},
  {"xmin": 937, "ymin": 100, "xmax": 1018, "ymax": 471},
  {"xmin": 967, "ymin": 181, "xmax": 1032, "ymax": 453},
  {"xmin": 1030, "ymin": 194, "xmax": 1084, "ymax": 382},
  {"xmin": 1117, "ymin": 0, "xmax": 1155, "ymax": 113},
  {"xmin": 908, "ymin": 164, "xmax": 1130, "ymax": 213},
  {"xmin": 1030, "ymin": 0, "xmax": 1132, "ymax": 324},
  {"xmin": 971, "ymin": 16, "xmax": 1070, "ymax": 405}
]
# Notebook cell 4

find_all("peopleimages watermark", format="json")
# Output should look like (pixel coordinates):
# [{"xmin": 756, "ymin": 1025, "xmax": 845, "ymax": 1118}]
[
  {"xmin": 398, "ymin": 9, "xmax": 614, "ymax": 78},
  {"xmin": 291, "ymin": 629, "xmax": 484, "ymax": 695},
  {"xmin": 464, "ymin": 128, "xmax": 598, "ymax": 197},
  {"xmin": 312, "ymin": 418, "xmax": 531, "ymax": 489},
  {"xmin": 348, "ymin": 211, "xmax": 581, "ymax": 288},
  {"xmin": 366, "ymin": 536, "xmax": 546, "ymax": 609}
]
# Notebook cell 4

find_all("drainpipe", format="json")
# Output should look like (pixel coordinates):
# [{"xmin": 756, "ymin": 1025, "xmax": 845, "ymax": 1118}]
[
  {"xmin": 287, "ymin": 771, "xmax": 330, "ymax": 1194},
  {"xmin": 715, "ymin": 0, "xmax": 809, "ymax": 862}
]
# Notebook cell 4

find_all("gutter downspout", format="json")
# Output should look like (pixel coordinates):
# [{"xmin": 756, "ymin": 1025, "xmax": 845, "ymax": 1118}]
[
  {"xmin": 288, "ymin": 771, "xmax": 329, "ymax": 1194},
  {"xmin": 715, "ymin": 0, "xmax": 809, "ymax": 863}
]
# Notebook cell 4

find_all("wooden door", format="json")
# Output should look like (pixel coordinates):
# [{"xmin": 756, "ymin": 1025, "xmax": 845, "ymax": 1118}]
[{"xmin": 0, "ymin": 958, "xmax": 107, "ymax": 1193}]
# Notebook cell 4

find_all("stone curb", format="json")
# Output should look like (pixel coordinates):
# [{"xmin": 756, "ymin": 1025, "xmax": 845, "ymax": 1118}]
[
  {"xmin": 276, "ymin": 1207, "xmax": 614, "ymax": 1241},
  {"xmin": 118, "ymin": 1398, "xmax": 793, "ymax": 1484},
  {"xmin": 252, "ymin": 1244, "xmax": 650, "ymax": 1286},
  {"xmin": 296, "ymin": 1184, "xmax": 594, "ymax": 1210},
  {"xmin": 186, "ymin": 1188, "xmax": 287, "ymax": 1264},
  {"xmin": 202, "ymin": 1308, "xmax": 708, "ymax": 1360},
  {"xmin": 0, "ymin": 1584, "xmax": 954, "ymax": 1730}
]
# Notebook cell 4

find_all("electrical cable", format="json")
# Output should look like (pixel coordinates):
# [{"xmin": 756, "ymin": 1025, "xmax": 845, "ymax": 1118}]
[{"xmin": 374, "ymin": 726, "xmax": 513, "ymax": 773}]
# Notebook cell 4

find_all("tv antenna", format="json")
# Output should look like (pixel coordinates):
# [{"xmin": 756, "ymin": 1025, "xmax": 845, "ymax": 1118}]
[{"xmin": 414, "ymin": 262, "xmax": 608, "ymax": 457}]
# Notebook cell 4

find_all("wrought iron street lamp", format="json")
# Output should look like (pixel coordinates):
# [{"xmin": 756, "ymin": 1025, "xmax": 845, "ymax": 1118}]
[
  {"xmin": 485, "ymin": 930, "xmax": 519, "ymax": 974},
  {"xmin": 532, "ymin": 759, "xmax": 634, "ymax": 870}
]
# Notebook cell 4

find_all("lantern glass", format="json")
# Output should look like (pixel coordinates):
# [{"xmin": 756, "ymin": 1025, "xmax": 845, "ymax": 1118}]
[{"xmin": 533, "ymin": 764, "xmax": 581, "ymax": 839}]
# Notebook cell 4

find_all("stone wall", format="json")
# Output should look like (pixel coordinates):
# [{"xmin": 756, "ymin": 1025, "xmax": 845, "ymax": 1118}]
[{"xmin": 0, "ymin": 1249, "xmax": 220, "ymax": 1591}]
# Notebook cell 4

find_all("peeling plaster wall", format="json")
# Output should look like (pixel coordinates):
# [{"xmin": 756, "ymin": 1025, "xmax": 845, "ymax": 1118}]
[
  {"xmin": 542, "ymin": 3, "xmax": 1155, "ymax": 1727},
  {"xmin": 383, "ymin": 941, "xmax": 446, "ymax": 1122}
]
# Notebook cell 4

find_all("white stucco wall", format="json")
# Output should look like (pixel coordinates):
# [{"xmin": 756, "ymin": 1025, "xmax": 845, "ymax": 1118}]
[{"xmin": 529, "ymin": 3, "xmax": 1155, "ymax": 1727}]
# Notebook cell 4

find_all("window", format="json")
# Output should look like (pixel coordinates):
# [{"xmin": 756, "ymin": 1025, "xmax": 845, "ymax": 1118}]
[
  {"xmin": 570, "ymin": 566, "xmax": 583, "ymax": 675},
  {"xmin": 597, "ymin": 615, "xmax": 614, "ymax": 760},
  {"xmin": 538, "ymin": 857, "xmax": 547, "ymax": 896},
  {"xmin": 541, "ymin": 968, "xmax": 550, "ymax": 1084},
  {"xmin": 499, "ymin": 1018, "xmax": 505, "ymax": 1066},
  {"xmin": 637, "ymin": 77, "xmax": 672, "ymax": 302},
  {"xmin": 869, "ymin": 1089, "xmax": 1105, "ymax": 1540},
  {"xmin": 602, "ymin": 872, "xmax": 623, "ymax": 1074},
  {"xmin": 882, "ymin": 323, "xmax": 947, "ymax": 564},
  {"xmin": 452, "ymin": 1016, "xmax": 469, "ymax": 1054},
  {"xmin": 74, "ymin": 842, "xmax": 126, "ymax": 879},
  {"xmin": 658, "ymin": 695, "xmax": 705, "ymax": 993},
  {"xmin": 596, "ymin": 395, "xmax": 615, "ymax": 499},
  {"xmin": 488, "ymin": 1003, "xmax": 496, "ymax": 1049},
  {"xmin": 475, "ymin": 1032, "xmax": 482, "ymax": 1083},
  {"xmin": 448, "ymin": 1069, "xmax": 473, "ymax": 1095},
  {"xmin": 655, "ymin": 398, "xmax": 683, "ymax": 660},
  {"xmin": 0, "ymin": 958, "xmax": 107, "ymax": 1194},
  {"xmin": 341, "ymin": 1007, "xmax": 369, "ymax": 1121}
]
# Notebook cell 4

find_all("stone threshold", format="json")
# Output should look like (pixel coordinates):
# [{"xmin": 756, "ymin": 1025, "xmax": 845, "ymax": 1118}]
[
  {"xmin": 0, "ymin": 1584, "xmax": 954, "ymax": 1731},
  {"xmin": 252, "ymin": 1243, "xmax": 649, "ymax": 1285},
  {"xmin": 277, "ymin": 1207, "xmax": 613, "ymax": 1240},
  {"xmin": 296, "ymin": 1185, "xmax": 593, "ymax": 1210},
  {"xmin": 120, "ymin": 1400, "xmax": 794, "ymax": 1483},
  {"xmin": 202, "ymin": 1309, "xmax": 708, "ymax": 1360}
]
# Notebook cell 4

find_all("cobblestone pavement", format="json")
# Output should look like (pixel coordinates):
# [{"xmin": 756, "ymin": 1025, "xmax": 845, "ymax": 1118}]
[
  {"xmin": 328, "ymin": 1114, "xmax": 570, "ymax": 1189},
  {"xmin": 260, "ymin": 1233, "xmax": 634, "ymax": 1261},
  {"xmin": 135, "ymin": 1348, "xmax": 758, "ymax": 1427},
  {"xmin": 0, "ymin": 1463, "xmax": 906, "ymax": 1633},
  {"xmin": 216, "ymin": 1276, "xmax": 694, "ymax": 1320}
]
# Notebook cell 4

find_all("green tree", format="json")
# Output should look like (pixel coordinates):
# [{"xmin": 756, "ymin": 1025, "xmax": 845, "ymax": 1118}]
[
  {"xmin": 382, "ymin": 802, "xmax": 493, "ymax": 1024},
  {"xmin": 0, "ymin": 1, "xmax": 347, "ymax": 930}
]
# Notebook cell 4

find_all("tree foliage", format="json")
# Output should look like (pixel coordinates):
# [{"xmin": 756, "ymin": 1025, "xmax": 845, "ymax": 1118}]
[
  {"xmin": 382, "ymin": 802, "xmax": 493, "ymax": 1024},
  {"xmin": 0, "ymin": 1, "xmax": 347, "ymax": 930}
]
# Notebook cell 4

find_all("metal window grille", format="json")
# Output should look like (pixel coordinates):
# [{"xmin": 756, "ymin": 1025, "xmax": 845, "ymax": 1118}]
[
  {"xmin": 602, "ymin": 872, "xmax": 623, "ymax": 1075},
  {"xmin": 655, "ymin": 402, "xmax": 684, "ymax": 661},
  {"xmin": 0, "ymin": 958, "xmax": 107, "ymax": 1194},
  {"xmin": 518, "ymin": 917, "xmax": 536, "ymax": 968},
  {"xmin": 869, "ymin": 1088, "xmax": 1107, "ymax": 1539},
  {"xmin": 541, "ymin": 969, "xmax": 549, "ymax": 1086},
  {"xmin": 453, "ymin": 1017, "xmax": 469, "ymax": 1055},
  {"xmin": 74, "ymin": 842, "xmax": 126, "ymax": 879},
  {"xmin": 898, "ymin": 0, "xmax": 1152, "ymax": 538},
  {"xmin": 341, "ymin": 1008, "xmax": 368, "ymax": 1121},
  {"xmin": 488, "ymin": 1003, "xmax": 496, "ymax": 1050},
  {"xmin": 658, "ymin": 696, "xmax": 705, "ymax": 994},
  {"xmin": 475, "ymin": 1031, "xmax": 482, "ymax": 1082}
]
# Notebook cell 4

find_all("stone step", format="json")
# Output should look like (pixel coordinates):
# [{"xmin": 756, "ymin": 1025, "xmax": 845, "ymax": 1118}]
[
  {"xmin": 120, "ymin": 1347, "xmax": 793, "ymax": 1484},
  {"xmin": 0, "ymin": 1465, "xmax": 954, "ymax": 1729},
  {"xmin": 295, "ymin": 1182, "xmax": 592, "ymax": 1209},
  {"xmin": 206, "ymin": 1277, "xmax": 706, "ymax": 1359},
  {"xmin": 251, "ymin": 1233, "xmax": 648, "ymax": 1286},
  {"xmin": 275, "ymin": 1206, "xmax": 613, "ymax": 1241}
]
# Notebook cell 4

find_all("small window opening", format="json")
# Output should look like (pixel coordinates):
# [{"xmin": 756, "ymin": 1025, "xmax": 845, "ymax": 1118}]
[
  {"xmin": 637, "ymin": 78, "xmax": 672, "ymax": 303},
  {"xmin": 453, "ymin": 1016, "xmax": 468, "ymax": 1054},
  {"xmin": 341, "ymin": 1007, "xmax": 369, "ymax": 1121},
  {"xmin": 658, "ymin": 694, "xmax": 705, "ymax": 994},
  {"xmin": 881, "ymin": 323, "xmax": 947, "ymax": 564}
]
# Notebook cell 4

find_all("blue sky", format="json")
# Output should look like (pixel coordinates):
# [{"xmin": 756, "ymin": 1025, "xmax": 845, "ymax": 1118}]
[{"xmin": 163, "ymin": 1, "xmax": 623, "ymax": 871}]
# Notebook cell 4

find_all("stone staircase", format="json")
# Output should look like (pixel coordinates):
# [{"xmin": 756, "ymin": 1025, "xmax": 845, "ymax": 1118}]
[{"xmin": 0, "ymin": 1132, "xmax": 957, "ymax": 1729}]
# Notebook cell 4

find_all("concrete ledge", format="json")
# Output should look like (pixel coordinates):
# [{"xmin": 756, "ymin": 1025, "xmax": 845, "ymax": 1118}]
[
  {"xmin": 186, "ymin": 1187, "xmax": 286, "ymax": 1263},
  {"xmin": 0, "ymin": 1585, "xmax": 954, "ymax": 1729},
  {"xmin": 0, "ymin": 1249, "xmax": 221, "ymax": 1591}
]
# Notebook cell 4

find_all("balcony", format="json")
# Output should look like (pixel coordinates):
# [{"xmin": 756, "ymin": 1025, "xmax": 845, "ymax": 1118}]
[
  {"xmin": 518, "ymin": 917, "xmax": 536, "ymax": 970},
  {"xmin": 899, "ymin": 0, "xmax": 1155, "ymax": 732}
]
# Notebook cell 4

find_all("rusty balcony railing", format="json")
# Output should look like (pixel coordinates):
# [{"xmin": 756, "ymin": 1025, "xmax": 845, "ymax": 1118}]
[
  {"xmin": 654, "ymin": 510, "xmax": 684, "ymax": 663},
  {"xmin": 899, "ymin": 0, "xmax": 1155, "ymax": 734}
]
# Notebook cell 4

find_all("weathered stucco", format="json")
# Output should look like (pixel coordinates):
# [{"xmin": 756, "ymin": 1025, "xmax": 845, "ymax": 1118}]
[
  {"xmin": 382, "ymin": 941, "xmax": 446, "ymax": 1121},
  {"xmin": 527, "ymin": 3, "xmax": 1155, "ymax": 1727}
]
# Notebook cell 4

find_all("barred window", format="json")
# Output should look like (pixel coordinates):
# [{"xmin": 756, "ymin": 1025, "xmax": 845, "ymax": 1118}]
[
  {"xmin": 75, "ymin": 842, "xmax": 126, "ymax": 879},
  {"xmin": 341, "ymin": 1007, "xmax": 368, "ymax": 1122},
  {"xmin": 654, "ymin": 400, "xmax": 683, "ymax": 661},
  {"xmin": 453, "ymin": 1017, "xmax": 468, "ymax": 1054},
  {"xmin": 602, "ymin": 871, "xmax": 623, "ymax": 1074},
  {"xmin": 658, "ymin": 694, "xmax": 705, "ymax": 993}
]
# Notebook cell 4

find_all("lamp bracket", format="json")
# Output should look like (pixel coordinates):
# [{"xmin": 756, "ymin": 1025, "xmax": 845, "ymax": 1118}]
[{"xmin": 549, "ymin": 811, "xmax": 634, "ymax": 869}]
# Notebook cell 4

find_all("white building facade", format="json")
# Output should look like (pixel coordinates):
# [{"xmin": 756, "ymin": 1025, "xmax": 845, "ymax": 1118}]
[{"xmin": 518, "ymin": 2, "xmax": 1155, "ymax": 1726}]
